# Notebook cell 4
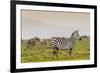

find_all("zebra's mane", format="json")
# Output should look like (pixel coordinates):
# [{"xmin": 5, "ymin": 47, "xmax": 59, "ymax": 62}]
[{"xmin": 71, "ymin": 30, "xmax": 78, "ymax": 38}]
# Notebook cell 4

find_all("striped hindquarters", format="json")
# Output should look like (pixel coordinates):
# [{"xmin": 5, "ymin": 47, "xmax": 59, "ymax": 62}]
[{"xmin": 51, "ymin": 38, "xmax": 68, "ymax": 49}]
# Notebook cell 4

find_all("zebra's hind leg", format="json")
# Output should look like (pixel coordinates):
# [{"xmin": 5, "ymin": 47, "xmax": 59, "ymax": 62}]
[
  {"xmin": 52, "ymin": 46, "xmax": 59, "ymax": 60},
  {"xmin": 69, "ymin": 48, "xmax": 72, "ymax": 56}
]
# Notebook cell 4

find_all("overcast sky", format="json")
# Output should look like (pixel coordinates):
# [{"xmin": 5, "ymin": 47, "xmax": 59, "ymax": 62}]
[{"xmin": 21, "ymin": 10, "xmax": 90, "ymax": 40}]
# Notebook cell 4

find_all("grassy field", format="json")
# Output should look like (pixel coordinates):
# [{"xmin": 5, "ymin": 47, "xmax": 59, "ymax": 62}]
[{"xmin": 21, "ymin": 37, "xmax": 90, "ymax": 63}]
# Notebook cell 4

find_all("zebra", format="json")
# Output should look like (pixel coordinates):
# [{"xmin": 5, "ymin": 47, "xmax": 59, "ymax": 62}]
[
  {"xmin": 27, "ymin": 37, "xmax": 40, "ymax": 49},
  {"xmin": 51, "ymin": 30, "xmax": 81, "ymax": 57},
  {"xmin": 27, "ymin": 39, "xmax": 35, "ymax": 49}
]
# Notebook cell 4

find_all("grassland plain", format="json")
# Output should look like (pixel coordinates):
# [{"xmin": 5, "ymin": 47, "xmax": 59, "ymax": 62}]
[{"xmin": 21, "ymin": 37, "xmax": 90, "ymax": 63}]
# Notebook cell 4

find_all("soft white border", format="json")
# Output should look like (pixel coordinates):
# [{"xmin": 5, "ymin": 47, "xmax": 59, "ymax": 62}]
[{"xmin": 16, "ymin": 4, "xmax": 94, "ymax": 69}]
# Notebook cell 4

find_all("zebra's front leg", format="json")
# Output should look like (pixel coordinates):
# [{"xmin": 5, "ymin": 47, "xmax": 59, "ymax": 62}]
[
  {"xmin": 27, "ymin": 44, "xmax": 29, "ymax": 49},
  {"xmin": 69, "ymin": 48, "xmax": 73, "ymax": 56}
]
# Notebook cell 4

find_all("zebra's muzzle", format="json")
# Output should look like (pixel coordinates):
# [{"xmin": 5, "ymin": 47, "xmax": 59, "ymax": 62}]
[{"xmin": 79, "ymin": 37, "xmax": 81, "ymax": 41}]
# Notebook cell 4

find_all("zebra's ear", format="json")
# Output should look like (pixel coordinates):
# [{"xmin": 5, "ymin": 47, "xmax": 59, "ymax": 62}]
[{"xmin": 76, "ymin": 30, "xmax": 79, "ymax": 32}]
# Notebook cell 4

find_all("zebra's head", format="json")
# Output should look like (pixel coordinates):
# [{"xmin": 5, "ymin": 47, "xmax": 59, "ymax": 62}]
[{"xmin": 71, "ymin": 30, "xmax": 81, "ymax": 41}]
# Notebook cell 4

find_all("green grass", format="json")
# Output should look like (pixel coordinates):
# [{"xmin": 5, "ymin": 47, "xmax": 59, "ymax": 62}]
[{"xmin": 21, "ymin": 37, "xmax": 90, "ymax": 63}]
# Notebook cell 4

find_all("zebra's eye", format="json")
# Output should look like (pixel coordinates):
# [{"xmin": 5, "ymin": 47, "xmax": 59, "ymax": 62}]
[{"xmin": 77, "ymin": 33, "xmax": 79, "ymax": 36}]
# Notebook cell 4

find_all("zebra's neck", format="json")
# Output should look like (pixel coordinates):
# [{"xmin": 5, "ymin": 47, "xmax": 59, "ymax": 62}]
[{"xmin": 70, "ymin": 37, "xmax": 76, "ymax": 44}]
